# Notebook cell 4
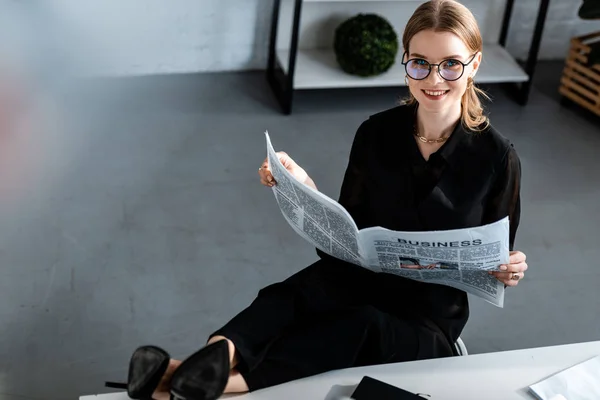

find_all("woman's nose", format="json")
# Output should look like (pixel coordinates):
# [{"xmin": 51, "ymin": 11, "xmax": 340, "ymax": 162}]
[{"xmin": 425, "ymin": 67, "xmax": 445, "ymax": 85}]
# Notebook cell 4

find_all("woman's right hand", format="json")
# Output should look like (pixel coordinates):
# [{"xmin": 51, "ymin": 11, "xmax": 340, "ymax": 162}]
[{"xmin": 258, "ymin": 151, "xmax": 309, "ymax": 187}]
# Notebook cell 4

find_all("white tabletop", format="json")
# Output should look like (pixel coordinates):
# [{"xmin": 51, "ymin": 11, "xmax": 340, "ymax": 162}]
[{"xmin": 81, "ymin": 340, "xmax": 600, "ymax": 400}]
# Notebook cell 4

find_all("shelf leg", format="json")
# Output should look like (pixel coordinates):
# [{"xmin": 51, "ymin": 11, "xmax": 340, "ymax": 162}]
[
  {"xmin": 499, "ymin": 0, "xmax": 515, "ymax": 47},
  {"xmin": 267, "ymin": 62, "xmax": 286, "ymax": 114},
  {"xmin": 282, "ymin": 0, "xmax": 303, "ymax": 115},
  {"xmin": 265, "ymin": 0, "xmax": 303, "ymax": 115},
  {"xmin": 517, "ymin": 0, "xmax": 551, "ymax": 105},
  {"xmin": 266, "ymin": 0, "xmax": 288, "ymax": 113},
  {"xmin": 267, "ymin": 0, "xmax": 281, "ymax": 79}
]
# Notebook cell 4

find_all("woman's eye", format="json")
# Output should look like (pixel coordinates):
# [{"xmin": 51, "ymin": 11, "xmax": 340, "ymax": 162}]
[
  {"xmin": 446, "ymin": 60, "xmax": 459, "ymax": 67},
  {"xmin": 415, "ymin": 59, "xmax": 428, "ymax": 66}
]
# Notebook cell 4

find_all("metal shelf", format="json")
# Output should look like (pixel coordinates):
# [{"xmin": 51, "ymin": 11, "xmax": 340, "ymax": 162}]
[
  {"xmin": 267, "ymin": 0, "xmax": 551, "ymax": 114},
  {"xmin": 277, "ymin": 45, "xmax": 528, "ymax": 90}
]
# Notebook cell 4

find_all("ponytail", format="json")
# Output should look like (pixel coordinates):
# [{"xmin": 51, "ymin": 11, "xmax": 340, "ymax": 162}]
[{"xmin": 460, "ymin": 77, "xmax": 490, "ymax": 132}]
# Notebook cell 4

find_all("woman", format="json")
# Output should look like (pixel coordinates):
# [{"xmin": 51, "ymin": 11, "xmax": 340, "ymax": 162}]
[{"xmin": 109, "ymin": 1, "xmax": 528, "ymax": 399}]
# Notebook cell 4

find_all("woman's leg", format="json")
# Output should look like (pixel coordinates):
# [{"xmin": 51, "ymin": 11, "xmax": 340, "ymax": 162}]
[
  {"xmin": 204, "ymin": 336, "xmax": 249, "ymax": 393},
  {"xmin": 205, "ymin": 335, "xmax": 239, "ymax": 367},
  {"xmin": 239, "ymin": 305, "xmax": 420, "ymax": 392},
  {"xmin": 149, "ymin": 260, "xmax": 375, "ymax": 398},
  {"xmin": 223, "ymin": 369, "xmax": 249, "ymax": 394},
  {"xmin": 150, "ymin": 359, "xmax": 182, "ymax": 400},
  {"xmin": 208, "ymin": 259, "xmax": 371, "ymax": 374},
  {"xmin": 149, "ymin": 355, "xmax": 250, "ymax": 399}
]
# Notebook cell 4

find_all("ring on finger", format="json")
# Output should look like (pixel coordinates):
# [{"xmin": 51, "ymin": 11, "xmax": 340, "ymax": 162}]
[{"xmin": 511, "ymin": 272, "xmax": 521, "ymax": 281}]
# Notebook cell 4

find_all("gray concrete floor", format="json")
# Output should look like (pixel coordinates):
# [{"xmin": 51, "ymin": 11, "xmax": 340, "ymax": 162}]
[{"xmin": 0, "ymin": 61, "xmax": 599, "ymax": 400}]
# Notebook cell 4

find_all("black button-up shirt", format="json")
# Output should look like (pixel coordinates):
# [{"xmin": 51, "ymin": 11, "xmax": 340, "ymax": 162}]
[{"xmin": 320, "ymin": 103, "xmax": 521, "ymax": 355}]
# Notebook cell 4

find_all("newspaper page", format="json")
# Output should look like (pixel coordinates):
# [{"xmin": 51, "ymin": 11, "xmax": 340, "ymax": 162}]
[
  {"xmin": 264, "ymin": 131, "xmax": 510, "ymax": 307},
  {"xmin": 357, "ymin": 219, "xmax": 510, "ymax": 307},
  {"xmin": 264, "ymin": 132, "xmax": 364, "ymax": 267}
]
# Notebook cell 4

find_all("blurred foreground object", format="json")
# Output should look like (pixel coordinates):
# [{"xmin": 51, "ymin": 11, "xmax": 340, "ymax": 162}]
[{"xmin": 0, "ymin": 2, "xmax": 86, "ymax": 214}]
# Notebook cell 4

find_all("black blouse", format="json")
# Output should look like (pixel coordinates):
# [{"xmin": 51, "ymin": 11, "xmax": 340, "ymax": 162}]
[{"xmin": 320, "ymin": 103, "xmax": 521, "ymax": 347}]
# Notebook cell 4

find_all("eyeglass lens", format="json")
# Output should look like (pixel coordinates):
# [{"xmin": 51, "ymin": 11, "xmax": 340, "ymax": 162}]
[{"xmin": 406, "ymin": 59, "xmax": 464, "ymax": 81}]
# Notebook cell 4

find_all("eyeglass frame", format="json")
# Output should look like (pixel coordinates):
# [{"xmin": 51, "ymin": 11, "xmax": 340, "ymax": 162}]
[{"xmin": 401, "ymin": 51, "xmax": 479, "ymax": 82}]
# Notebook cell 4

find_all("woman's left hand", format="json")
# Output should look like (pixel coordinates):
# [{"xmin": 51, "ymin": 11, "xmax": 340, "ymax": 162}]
[{"xmin": 489, "ymin": 251, "xmax": 528, "ymax": 287}]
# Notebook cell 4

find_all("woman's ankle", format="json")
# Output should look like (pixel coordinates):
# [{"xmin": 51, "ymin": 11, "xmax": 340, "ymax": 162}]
[
  {"xmin": 151, "ymin": 359, "xmax": 182, "ymax": 400},
  {"xmin": 224, "ymin": 369, "xmax": 249, "ymax": 394},
  {"xmin": 207, "ymin": 335, "xmax": 239, "ymax": 367}
]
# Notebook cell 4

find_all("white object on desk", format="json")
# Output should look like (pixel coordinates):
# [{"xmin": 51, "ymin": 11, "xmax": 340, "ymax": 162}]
[
  {"xmin": 529, "ymin": 355, "xmax": 600, "ymax": 400},
  {"xmin": 80, "ymin": 341, "xmax": 600, "ymax": 400}
]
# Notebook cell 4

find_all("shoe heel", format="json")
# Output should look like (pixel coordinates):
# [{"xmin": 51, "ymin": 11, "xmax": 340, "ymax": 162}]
[
  {"xmin": 105, "ymin": 345, "xmax": 170, "ymax": 400},
  {"xmin": 169, "ymin": 340, "xmax": 230, "ymax": 400}
]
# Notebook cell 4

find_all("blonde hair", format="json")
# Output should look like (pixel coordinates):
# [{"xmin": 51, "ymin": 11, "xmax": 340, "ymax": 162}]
[{"xmin": 402, "ymin": 0, "xmax": 490, "ymax": 131}]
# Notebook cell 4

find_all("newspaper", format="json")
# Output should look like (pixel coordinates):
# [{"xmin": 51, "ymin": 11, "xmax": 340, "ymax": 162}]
[{"xmin": 264, "ymin": 131, "xmax": 510, "ymax": 308}]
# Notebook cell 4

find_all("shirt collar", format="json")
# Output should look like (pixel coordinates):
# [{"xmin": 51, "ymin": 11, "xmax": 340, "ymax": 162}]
[
  {"xmin": 437, "ymin": 119, "xmax": 467, "ymax": 167},
  {"xmin": 406, "ymin": 102, "xmax": 468, "ymax": 168}
]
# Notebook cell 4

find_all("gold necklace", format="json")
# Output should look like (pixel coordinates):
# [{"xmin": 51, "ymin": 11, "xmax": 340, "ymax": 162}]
[{"xmin": 413, "ymin": 124, "xmax": 448, "ymax": 144}]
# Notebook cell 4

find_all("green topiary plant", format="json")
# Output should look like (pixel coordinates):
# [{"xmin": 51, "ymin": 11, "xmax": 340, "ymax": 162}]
[{"xmin": 333, "ymin": 14, "xmax": 399, "ymax": 77}]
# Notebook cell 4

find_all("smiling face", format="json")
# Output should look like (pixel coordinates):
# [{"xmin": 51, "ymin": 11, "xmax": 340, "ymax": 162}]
[{"xmin": 404, "ymin": 29, "xmax": 482, "ymax": 113}]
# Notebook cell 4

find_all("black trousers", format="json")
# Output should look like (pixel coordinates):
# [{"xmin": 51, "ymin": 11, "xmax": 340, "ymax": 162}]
[{"xmin": 210, "ymin": 258, "xmax": 456, "ymax": 391}]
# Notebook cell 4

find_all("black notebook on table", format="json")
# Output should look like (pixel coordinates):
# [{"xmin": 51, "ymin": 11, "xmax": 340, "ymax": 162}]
[{"xmin": 351, "ymin": 376, "xmax": 426, "ymax": 399}]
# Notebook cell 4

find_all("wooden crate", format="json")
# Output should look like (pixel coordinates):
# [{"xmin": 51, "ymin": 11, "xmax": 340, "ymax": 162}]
[{"xmin": 559, "ymin": 30, "xmax": 600, "ymax": 116}]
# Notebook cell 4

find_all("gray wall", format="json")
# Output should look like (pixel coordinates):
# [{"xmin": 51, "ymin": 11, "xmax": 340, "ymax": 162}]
[
  {"xmin": 0, "ymin": 0, "xmax": 600, "ymax": 75},
  {"xmin": 509, "ymin": 0, "xmax": 598, "ymax": 60},
  {"xmin": 1, "ymin": 1, "xmax": 598, "ymax": 75}
]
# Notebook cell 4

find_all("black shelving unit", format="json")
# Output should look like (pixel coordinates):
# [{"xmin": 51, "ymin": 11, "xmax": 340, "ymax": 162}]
[{"xmin": 267, "ymin": 0, "xmax": 552, "ymax": 115}]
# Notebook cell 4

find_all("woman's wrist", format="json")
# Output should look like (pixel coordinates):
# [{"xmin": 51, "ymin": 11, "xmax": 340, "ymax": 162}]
[{"xmin": 304, "ymin": 176, "xmax": 318, "ymax": 190}]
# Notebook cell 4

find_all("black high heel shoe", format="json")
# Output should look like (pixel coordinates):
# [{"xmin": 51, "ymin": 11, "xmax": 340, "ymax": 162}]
[
  {"xmin": 105, "ymin": 345, "xmax": 170, "ymax": 400},
  {"xmin": 169, "ymin": 340, "xmax": 231, "ymax": 400}
]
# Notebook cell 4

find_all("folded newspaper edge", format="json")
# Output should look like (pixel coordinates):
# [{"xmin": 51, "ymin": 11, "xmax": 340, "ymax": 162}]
[
  {"xmin": 528, "ymin": 355, "xmax": 600, "ymax": 400},
  {"xmin": 264, "ymin": 131, "xmax": 508, "ymax": 308}
]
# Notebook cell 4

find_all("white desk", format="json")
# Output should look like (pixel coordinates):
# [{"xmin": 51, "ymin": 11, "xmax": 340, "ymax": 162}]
[{"xmin": 81, "ymin": 341, "xmax": 600, "ymax": 400}]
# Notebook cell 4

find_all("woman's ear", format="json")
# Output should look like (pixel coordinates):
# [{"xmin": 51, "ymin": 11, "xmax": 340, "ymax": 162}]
[{"xmin": 470, "ymin": 52, "xmax": 483, "ymax": 78}]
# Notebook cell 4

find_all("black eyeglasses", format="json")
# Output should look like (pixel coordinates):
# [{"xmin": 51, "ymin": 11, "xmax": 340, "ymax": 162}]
[{"xmin": 401, "ymin": 52, "xmax": 478, "ymax": 81}]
